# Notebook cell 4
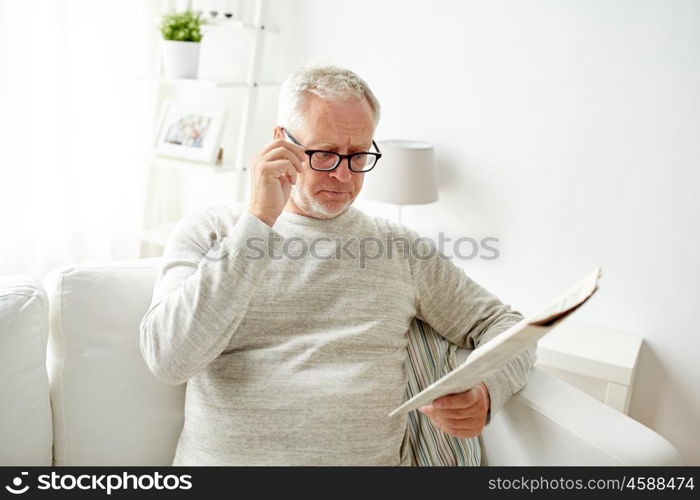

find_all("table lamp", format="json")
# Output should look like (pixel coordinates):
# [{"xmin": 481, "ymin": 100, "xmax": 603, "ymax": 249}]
[{"xmin": 362, "ymin": 140, "xmax": 439, "ymax": 224}]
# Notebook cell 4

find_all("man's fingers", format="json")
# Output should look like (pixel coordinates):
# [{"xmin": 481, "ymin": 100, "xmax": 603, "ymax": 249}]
[
  {"xmin": 420, "ymin": 406, "xmax": 474, "ymax": 419},
  {"xmin": 419, "ymin": 407, "xmax": 485, "ymax": 437},
  {"xmin": 257, "ymin": 142, "xmax": 306, "ymax": 171},
  {"xmin": 260, "ymin": 139, "xmax": 306, "ymax": 161},
  {"xmin": 263, "ymin": 160, "xmax": 298, "ymax": 185},
  {"xmin": 419, "ymin": 406, "xmax": 480, "ymax": 426},
  {"xmin": 265, "ymin": 146, "xmax": 304, "ymax": 172},
  {"xmin": 257, "ymin": 139, "xmax": 287, "ymax": 157},
  {"xmin": 419, "ymin": 387, "xmax": 489, "ymax": 439},
  {"xmin": 281, "ymin": 138, "xmax": 307, "ymax": 162},
  {"xmin": 433, "ymin": 388, "xmax": 481, "ymax": 410},
  {"xmin": 268, "ymin": 139, "xmax": 307, "ymax": 163}
]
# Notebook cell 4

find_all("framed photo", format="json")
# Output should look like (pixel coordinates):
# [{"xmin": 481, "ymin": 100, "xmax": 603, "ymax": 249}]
[{"xmin": 154, "ymin": 100, "xmax": 226, "ymax": 163}]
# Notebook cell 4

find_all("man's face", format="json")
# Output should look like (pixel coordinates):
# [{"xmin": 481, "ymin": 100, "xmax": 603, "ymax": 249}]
[{"xmin": 278, "ymin": 94, "xmax": 375, "ymax": 219}]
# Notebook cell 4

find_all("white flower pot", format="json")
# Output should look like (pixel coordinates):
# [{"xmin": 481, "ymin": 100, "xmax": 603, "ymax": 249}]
[{"xmin": 162, "ymin": 40, "xmax": 200, "ymax": 79}]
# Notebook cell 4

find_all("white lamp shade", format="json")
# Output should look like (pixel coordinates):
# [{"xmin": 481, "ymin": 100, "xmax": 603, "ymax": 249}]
[{"xmin": 362, "ymin": 140, "xmax": 439, "ymax": 205}]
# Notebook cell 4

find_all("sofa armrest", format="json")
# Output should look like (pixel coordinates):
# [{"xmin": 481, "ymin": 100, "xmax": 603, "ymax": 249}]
[
  {"xmin": 479, "ymin": 367, "xmax": 682, "ymax": 465},
  {"xmin": 0, "ymin": 275, "xmax": 53, "ymax": 465}
]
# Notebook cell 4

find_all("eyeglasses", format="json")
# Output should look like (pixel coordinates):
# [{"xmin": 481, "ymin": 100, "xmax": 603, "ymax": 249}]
[{"xmin": 282, "ymin": 128, "xmax": 382, "ymax": 173}]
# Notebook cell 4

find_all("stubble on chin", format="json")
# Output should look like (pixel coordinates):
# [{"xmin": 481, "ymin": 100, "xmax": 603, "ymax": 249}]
[{"xmin": 290, "ymin": 184, "xmax": 350, "ymax": 220}]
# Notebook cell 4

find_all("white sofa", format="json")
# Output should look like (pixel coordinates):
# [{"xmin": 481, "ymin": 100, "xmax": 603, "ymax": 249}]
[{"xmin": 0, "ymin": 258, "xmax": 683, "ymax": 466}]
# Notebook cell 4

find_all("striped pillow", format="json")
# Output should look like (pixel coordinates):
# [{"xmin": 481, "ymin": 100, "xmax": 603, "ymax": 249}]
[{"xmin": 404, "ymin": 318, "xmax": 481, "ymax": 466}]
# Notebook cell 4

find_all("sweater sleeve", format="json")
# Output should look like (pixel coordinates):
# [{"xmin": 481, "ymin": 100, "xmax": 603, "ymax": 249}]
[
  {"xmin": 407, "ymin": 229, "xmax": 536, "ymax": 422},
  {"xmin": 139, "ymin": 208, "xmax": 284, "ymax": 385}
]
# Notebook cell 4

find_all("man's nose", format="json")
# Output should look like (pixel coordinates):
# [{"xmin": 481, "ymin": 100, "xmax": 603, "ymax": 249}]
[{"xmin": 330, "ymin": 159, "xmax": 353, "ymax": 182}]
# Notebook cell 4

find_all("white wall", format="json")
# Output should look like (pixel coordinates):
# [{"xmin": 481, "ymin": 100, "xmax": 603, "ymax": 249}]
[{"xmin": 292, "ymin": 0, "xmax": 700, "ymax": 464}]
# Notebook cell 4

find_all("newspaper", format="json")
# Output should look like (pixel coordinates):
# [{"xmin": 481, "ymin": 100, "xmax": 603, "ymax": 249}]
[{"xmin": 389, "ymin": 267, "xmax": 602, "ymax": 417}]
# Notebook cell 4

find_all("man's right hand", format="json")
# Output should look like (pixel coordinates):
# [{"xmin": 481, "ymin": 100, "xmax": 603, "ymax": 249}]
[{"xmin": 247, "ymin": 139, "xmax": 306, "ymax": 227}]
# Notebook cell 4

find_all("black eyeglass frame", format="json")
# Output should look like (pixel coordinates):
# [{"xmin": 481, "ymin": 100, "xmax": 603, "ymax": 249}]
[{"xmin": 282, "ymin": 128, "xmax": 382, "ymax": 173}]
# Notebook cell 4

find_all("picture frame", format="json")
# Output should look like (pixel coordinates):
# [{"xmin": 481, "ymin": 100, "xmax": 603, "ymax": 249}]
[{"xmin": 154, "ymin": 100, "xmax": 226, "ymax": 163}]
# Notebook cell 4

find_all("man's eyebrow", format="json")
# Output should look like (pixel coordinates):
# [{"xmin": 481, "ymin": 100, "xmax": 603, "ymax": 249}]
[{"xmin": 310, "ymin": 142, "xmax": 372, "ymax": 152}]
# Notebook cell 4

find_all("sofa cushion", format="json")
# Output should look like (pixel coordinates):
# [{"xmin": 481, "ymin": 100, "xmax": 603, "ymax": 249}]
[
  {"xmin": 43, "ymin": 259, "xmax": 185, "ymax": 465},
  {"xmin": 0, "ymin": 276, "xmax": 53, "ymax": 465}
]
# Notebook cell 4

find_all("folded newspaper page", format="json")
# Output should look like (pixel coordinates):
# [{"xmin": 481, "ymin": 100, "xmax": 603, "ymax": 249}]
[{"xmin": 389, "ymin": 267, "xmax": 602, "ymax": 417}]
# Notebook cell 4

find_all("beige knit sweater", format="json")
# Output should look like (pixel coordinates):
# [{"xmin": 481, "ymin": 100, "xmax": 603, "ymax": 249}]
[{"xmin": 139, "ymin": 202, "xmax": 534, "ymax": 465}]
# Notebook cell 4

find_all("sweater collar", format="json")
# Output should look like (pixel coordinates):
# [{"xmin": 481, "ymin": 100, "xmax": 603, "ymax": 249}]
[{"xmin": 277, "ymin": 204, "xmax": 358, "ymax": 228}]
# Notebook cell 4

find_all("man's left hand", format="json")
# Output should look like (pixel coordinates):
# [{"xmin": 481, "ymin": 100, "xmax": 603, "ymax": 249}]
[{"xmin": 418, "ymin": 382, "xmax": 491, "ymax": 439}]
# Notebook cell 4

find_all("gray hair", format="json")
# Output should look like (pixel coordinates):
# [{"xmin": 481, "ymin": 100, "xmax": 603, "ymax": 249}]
[{"xmin": 276, "ymin": 65, "xmax": 381, "ymax": 132}]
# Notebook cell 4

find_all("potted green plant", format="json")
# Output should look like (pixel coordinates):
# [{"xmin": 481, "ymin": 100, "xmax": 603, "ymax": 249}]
[{"xmin": 160, "ymin": 10, "xmax": 205, "ymax": 79}]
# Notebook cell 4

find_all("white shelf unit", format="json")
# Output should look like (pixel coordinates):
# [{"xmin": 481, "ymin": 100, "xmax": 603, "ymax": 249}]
[
  {"xmin": 201, "ymin": 20, "xmax": 280, "ymax": 34},
  {"xmin": 156, "ymin": 77, "xmax": 246, "ymax": 88},
  {"xmin": 153, "ymin": 77, "xmax": 278, "ymax": 88},
  {"xmin": 139, "ymin": 0, "xmax": 277, "ymax": 257},
  {"xmin": 149, "ymin": 156, "xmax": 242, "ymax": 174}
]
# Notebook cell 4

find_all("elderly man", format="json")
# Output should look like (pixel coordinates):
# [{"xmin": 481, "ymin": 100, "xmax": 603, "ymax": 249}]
[{"xmin": 140, "ymin": 66, "xmax": 534, "ymax": 466}]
